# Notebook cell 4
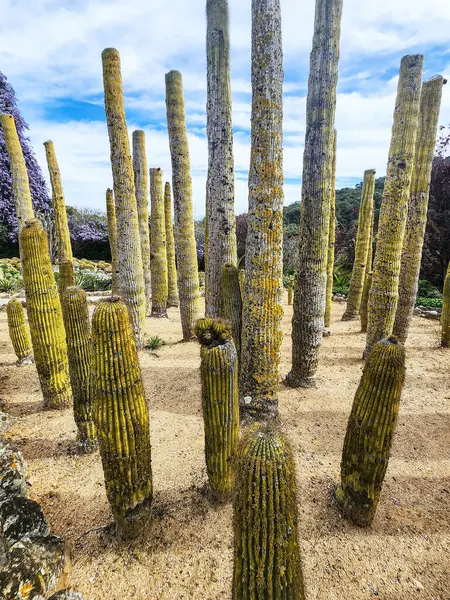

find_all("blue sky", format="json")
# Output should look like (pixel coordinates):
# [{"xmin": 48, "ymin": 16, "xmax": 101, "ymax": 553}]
[{"xmin": 1, "ymin": 0, "xmax": 449, "ymax": 217}]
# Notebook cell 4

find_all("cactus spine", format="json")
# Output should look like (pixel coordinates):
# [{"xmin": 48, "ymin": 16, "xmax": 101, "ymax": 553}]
[
  {"xmin": 164, "ymin": 182, "xmax": 179, "ymax": 307},
  {"xmin": 92, "ymin": 297, "xmax": 152, "ymax": 531},
  {"xmin": 221, "ymin": 263, "xmax": 242, "ymax": 362},
  {"xmin": 6, "ymin": 298, "xmax": 33, "ymax": 364},
  {"xmin": 150, "ymin": 168, "xmax": 168, "ymax": 318},
  {"xmin": 205, "ymin": 0, "xmax": 237, "ymax": 318},
  {"xmin": 342, "ymin": 169, "xmax": 376, "ymax": 321},
  {"xmin": 336, "ymin": 336, "xmax": 406, "ymax": 526},
  {"xmin": 393, "ymin": 76, "xmax": 445, "ymax": 343},
  {"xmin": 195, "ymin": 318, "xmax": 239, "ymax": 500},
  {"xmin": 101, "ymin": 48, "xmax": 146, "ymax": 347},
  {"xmin": 233, "ymin": 426, "xmax": 305, "ymax": 599},
  {"xmin": 165, "ymin": 70, "xmax": 200, "ymax": 339},
  {"xmin": 20, "ymin": 219, "xmax": 71, "ymax": 409},
  {"xmin": 359, "ymin": 272, "xmax": 373, "ymax": 334},
  {"xmin": 287, "ymin": 0, "xmax": 343, "ymax": 388},
  {"xmin": 324, "ymin": 130, "xmax": 337, "ymax": 330},
  {"xmin": 239, "ymin": 0, "xmax": 284, "ymax": 419},
  {"xmin": 441, "ymin": 263, "xmax": 450, "ymax": 347},
  {"xmin": 43, "ymin": 140, "xmax": 74, "ymax": 297},
  {"xmin": 106, "ymin": 188, "xmax": 119, "ymax": 296},
  {"xmin": 132, "ymin": 130, "xmax": 152, "ymax": 315},
  {"xmin": 364, "ymin": 55, "xmax": 423, "ymax": 356}
]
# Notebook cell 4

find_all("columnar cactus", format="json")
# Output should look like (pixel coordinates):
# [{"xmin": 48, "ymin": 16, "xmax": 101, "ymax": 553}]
[
  {"xmin": 239, "ymin": 0, "xmax": 284, "ymax": 419},
  {"xmin": 105, "ymin": 188, "xmax": 119, "ymax": 296},
  {"xmin": 102, "ymin": 48, "xmax": 146, "ymax": 347},
  {"xmin": 238, "ymin": 269, "xmax": 245, "ymax": 302},
  {"xmin": 92, "ymin": 297, "xmax": 152, "ymax": 532},
  {"xmin": 205, "ymin": 0, "xmax": 237, "ymax": 318},
  {"xmin": 359, "ymin": 272, "xmax": 372, "ymax": 334},
  {"xmin": 287, "ymin": 0, "xmax": 343, "ymax": 388},
  {"xmin": 165, "ymin": 70, "xmax": 200, "ymax": 339},
  {"xmin": 62, "ymin": 286, "xmax": 97, "ymax": 453},
  {"xmin": 221, "ymin": 263, "xmax": 242, "ymax": 362},
  {"xmin": 287, "ymin": 282, "xmax": 294, "ymax": 306},
  {"xmin": 20, "ymin": 219, "xmax": 71, "ymax": 409},
  {"xmin": 342, "ymin": 169, "xmax": 376, "ymax": 321},
  {"xmin": 441, "ymin": 263, "xmax": 450, "ymax": 347},
  {"xmin": 324, "ymin": 130, "xmax": 337, "ymax": 330},
  {"xmin": 43, "ymin": 140, "xmax": 74, "ymax": 297},
  {"xmin": 6, "ymin": 298, "xmax": 33, "ymax": 365},
  {"xmin": 364, "ymin": 55, "xmax": 423, "ymax": 356},
  {"xmin": 58, "ymin": 260, "xmax": 75, "ymax": 298},
  {"xmin": 195, "ymin": 318, "xmax": 239, "ymax": 500},
  {"xmin": 150, "ymin": 168, "xmax": 168, "ymax": 318},
  {"xmin": 164, "ymin": 182, "xmax": 179, "ymax": 307},
  {"xmin": 232, "ymin": 426, "xmax": 305, "ymax": 599},
  {"xmin": 336, "ymin": 336, "xmax": 406, "ymax": 526},
  {"xmin": 393, "ymin": 76, "xmax": 445, "ymax": 343},
  {"xmin": 132, "ymin": 130, "xmax": 152, "ymax": 315}
]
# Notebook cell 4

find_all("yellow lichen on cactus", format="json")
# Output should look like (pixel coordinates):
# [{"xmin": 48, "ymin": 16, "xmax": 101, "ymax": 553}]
[
  {"xmin": 132, "ymin": 130, "xmax": 152, "ymax": 315},
  {"xmin": 102, "ymin": 48, "xmax": 146, "ymax": 347},
  {"xmin": 6, "ymin": 298, "xmax": 33, "ymax": 365},
  {"xmin": 59, "ymin": 260, "xmax": 75, "ymax": 296},
  {"xmin": 62, "ymin": 286, "xmax": 97, "ymax": 453},
  {"xmin": 164, "ymin": 182, "xmax": 179, "ymax": 308},
  {"xmin": 221, "ymin": 263, "xmax": 242, "ymax": 363},
  {"xmin": 20, "ymin": 219, "xmax": 71, "ymax": 409},
  {"xmin": 441, "ymin": 263, "xmax": 450, "ymax": 347},
  {"xmin": 92, "ymin": 297, "xmax": 152, "ymax": 533},
  {"xmin": 106, "ymin": 188, "xmax": 119, "ymax": 296},
  {"xmin": 150, "ymin": 168, "xmax": 168, "ymax": 318},
  {"xmin": 324, "ymin": 130, "xmax": 337, "ymax": 330},
  {"xmin": 165, "ymin": 70, "xmax": 200, "ymax": 339}
]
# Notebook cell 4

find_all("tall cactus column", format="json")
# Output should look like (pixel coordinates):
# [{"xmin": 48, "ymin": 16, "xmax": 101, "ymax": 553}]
[
  {"xmin": 393, "ymin": 76, "xmax": 445, "ymax": 343},
  {"xmin": 92, "ymin": 297, "xmax": 153, "ymax": 534},
  {"xmin": 6, "ymin": 298, "xmax": 33, "ymax": 365},
  {"xmin": 324, "ymin": 130, "xmax": 337, "ymax": 330},
  {"xmin": 43, "ymin": 140, "xmax": 74, "ymax": 297},
  {"xmin": 165, "ymin": 70, "xmax": 200, "ymax": 339},
  {"xmin": 239, "ymin": 0, "xmax": 284, "ymax": 420},
  {"xmin": 150, "ymin": 168, "xmax": 168, "ymax": 317},
  {"xmin": 364, "ymin": 55, "xmax": 423, "ymax": 356},
  {"xmin": 102, "ymin": 48, "xmax": 146, "ymax": 347},
  {"xmin": 286, "ymin": 0, "xmax": 343, "ymax": 388},
  {"xmin": 20, "ymin": 219, "xmax": 71, "ymax": 409},
  {"xmin": 205, "ymin": 0, "xmax": 237, "ymax": 317},
  {"xmin": 342, "ymin": 169, "xmax": 376, "ymax": 321},
  {"xmin": 221, "ymin": 263, "xmax": 242, "ymax": 363},
  {"xmin": 106, "ymin": 188, "xmax": 119, "ymax": 296},
  {"xmin": 132, "ymin": 130, "xmax": 152, "ymax": 315},
  {"xmin": 164, "ymin": 182, "xmax": 179, "ymax": 307}
]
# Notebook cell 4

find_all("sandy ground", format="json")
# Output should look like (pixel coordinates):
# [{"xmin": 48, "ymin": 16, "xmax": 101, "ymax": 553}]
[{"xmin": 0, "ymin": 297, "xmax": 449, "ymax": 600}]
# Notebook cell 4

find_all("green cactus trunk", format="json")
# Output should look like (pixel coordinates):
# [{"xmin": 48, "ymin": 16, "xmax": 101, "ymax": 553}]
[
  {"xmin": 336, "ymin": 336, "xmax": 406, "ymax": 526},
  {"xmin": 239, "ymin": 0, "xmax": 284, "ymax": 420},
  {"xmin": 165, "ymin": 70, "xmax": 200, "ymax": 339},
  {"xmin": 164, "ymin": 182, "xmax": 179, "ymax": 308},
  {"xmin": 393, "ymin": 76, "xmax": 445, "ymax": 344},
  {"xmin": 43, "ymin": 140, "xmax": 74, "ymax": 297},
  {"xmin": 195, "ymin": 318, "xmax": 239, "ymax": 501},
  {"xmin": 441, "ymin": 264, "xmax": 450, "ymax": 347},
  {"xmin": 238, "ymin": 269, "xmax": 245, "ymax": 302},
  {"xmin": 20, "ymin": 219, "xmax": 71, "ymax": 409},
  {"xmin": 205, "ymin": 0, "xmax": 237, "ymax": 318},
  {"xmin": 106, "ymin": 188, "xmax": 119, "ymax": 296},
  {"xmin": 6, "ymin": 298, "xmax": 33, "ymax": 365},
  {"xmin": 150, "ymin": 168, "xmax": 168, "ymax": 318},
  {"xmin": 221, "ymin": 263, "xmax": 242, "ymax": 363},
  {"xmin": 102, "ymin": 48, "xmax": 146, "ymax": 348},
  {"xmin": 364, "ymin": 55, "xmax": 423, "ymax": 356},
  {"xmin": 62, "ymin": 286, "xmax": 97, "ymax": 453},
  {"xmin": 342, "ymin": 169, "xmax": 376, "ymax": 321},
  {"xmin": 92, "ymin": 297, "xmax": 153, "ymax": 533},
  {"xmin": 287, "ymin": 0, "xmax": 343, "ymax": 388},
  {"xmin": 324, "ymin": 130, "xmax": 337, "ymax": 330},
  {"xmin": 287, "ymin": 284, "xmax": 293, "ymax": 306},
  {"xmin": 132, "ymin": 130, "xmax": 152, "ymax": 315},
  {"xmin": 232, "ymin": 426, "xmax": 305, "ymax": 599},
  {"xmin": 359, "ymin": 272, "xmax": 373, "ymax": 334}
]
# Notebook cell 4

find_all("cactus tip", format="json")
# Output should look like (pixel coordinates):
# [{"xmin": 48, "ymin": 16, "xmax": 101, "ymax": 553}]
[{"xmin": 195, "ymin": 317, "xmax": 231, "ymax": 347}]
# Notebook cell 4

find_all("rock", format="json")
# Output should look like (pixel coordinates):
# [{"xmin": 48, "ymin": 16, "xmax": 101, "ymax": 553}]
[
  {"xmin": 412, "ymin": 579, "xmax": 424, "ymax": 591},
  {"xmin": 424, "ymin": 310, "xmax": 439, "ymax": 319},
  {"xmin": 48, "ymin": 590, "xmax": 85, "ymax": 600},
  {"xmin": 0, "ymin": 468, "xmax": 28, "ymax": 502},
  {"xmin": 0, "ymin": 496, "xmax": 49, "ymax": 544},
  {"xmin": 0, "ymin": 443, "xmax": 26, "ymax": 479}
]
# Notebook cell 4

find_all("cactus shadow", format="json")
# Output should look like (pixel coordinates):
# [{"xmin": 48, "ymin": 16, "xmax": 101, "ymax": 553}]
[
  {"xmin": 5, "ymin": 399, "xmax": 46, "ymax": 417},
  {"xmin": 14, "ymin": 436, "xmax": 79, "ymax": 460}
]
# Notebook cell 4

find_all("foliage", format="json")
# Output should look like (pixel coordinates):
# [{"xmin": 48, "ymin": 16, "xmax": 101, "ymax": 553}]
[
  {"xmin": 145, "ymin": 335, "xmax": 166, "ymax": 351},
  {"xmin": 417, "ymin": 279, "xmax": 442, "ymax": 298},
  {"xmin": 415, "ymin": 297, "xmax": 442, "ymax": 308},
  {"xmin": 67, "ymin": 206, "xmax": 110, "ymax": 260},
  {"xmin": 194, "ymin": 217, "xmax": 205, "ymax": 270},
  {"xmin": 0, "ymin": 261, "xmax": 23, "ymax": 292},
  {"xmin": 74, "ymin": 269, "xmax": 111, "ymax": 292}
]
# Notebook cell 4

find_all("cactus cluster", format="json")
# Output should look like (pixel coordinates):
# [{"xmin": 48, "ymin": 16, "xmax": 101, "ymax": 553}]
[{"xmin": 6, "ymin": 298, "xmax": 33, "ymax": 365}]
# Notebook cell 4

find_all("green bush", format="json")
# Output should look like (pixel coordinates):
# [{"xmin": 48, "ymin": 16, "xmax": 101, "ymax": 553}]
[
  {"xmin": 417, "ymin": 280, "xmax": 442, "ymax": 299},
  {"xmin": 75, "ymin": 269, "xmax": 112, "ymax": 292},
  {"xmin": 0, "ymin": 262, "xmax": 23, "ymax": 293},
  {"xmin": 415, "ymin": 297, "xmax": 442, "ymax": 309},
  {"xmin": 145, "ymin": 335, "xmax": 166, "ymax": 351}
]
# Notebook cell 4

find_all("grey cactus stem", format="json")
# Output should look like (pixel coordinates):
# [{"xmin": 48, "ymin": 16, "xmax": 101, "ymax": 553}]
[
  {"xmin": 239, "ymin": 0, "xmax": 284, "ymax": 420},
  {"xmin": 393, "ymin": 76, "xmax": 445, "ymax": 343},
  {"xmin": 165, "ymin": 70, "xmax": 200, "ymax": 339},
  {"xmin": 150, "ymin": 168, "xmax": 168, "ymax": 317},
  {"xmin": 342, "ymin": 169, "xmax": 376, "ymax": 321},
  {"xmin": 286, "ymin": 0, "xmax": 343, "ymax": 388},
  {"xmin": 205, "ymin": 0, "xmax": 237, "ymax": 317},
  {"xmin": 164, "ymin": 182, "xmax": 179, "ymax": 307},
  {"xmin": 102, "ymin": 47, "xmax": 146, "ymax": 347},
  {"xmin": 364, "ymin": 55, "xmax": 423, "ymax": 356},
  {"xmin": 324, "ymin": 130, "xmax": 337, "ymax": 330},
  {"xmin": 132, "ymin": 130, "xmax": 152, "ymax": 315},
  {"xmin": 106, "ymin": 188, "xmax": 119, "ymax": 296}
]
